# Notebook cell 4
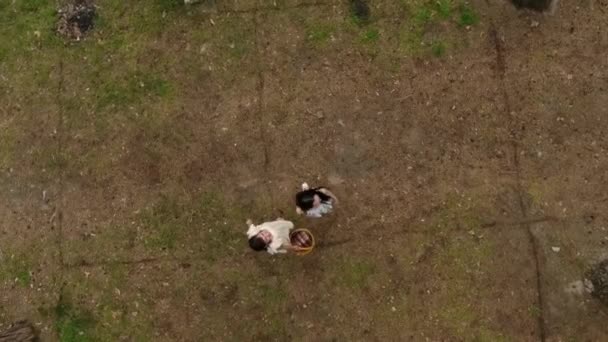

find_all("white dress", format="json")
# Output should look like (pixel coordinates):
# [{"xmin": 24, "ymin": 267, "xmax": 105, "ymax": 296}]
[
  {"xmin": 246, "ymin": 219, "xmax": 294, "ymax": 254},
  {"xmin": 305, "ymin": 200, "xmax": 333, "ymax": 218}
]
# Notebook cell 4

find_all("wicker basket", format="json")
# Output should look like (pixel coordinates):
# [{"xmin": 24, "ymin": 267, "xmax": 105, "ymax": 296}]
[{"xmin": 290, "ymin": 229, "xmax": 315, "ymax": 256}]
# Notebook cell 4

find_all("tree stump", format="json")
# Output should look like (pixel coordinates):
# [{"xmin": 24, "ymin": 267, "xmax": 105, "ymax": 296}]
[{"xmin": 0, "ymin": 321, "xmax": 37, "ymax": 342}]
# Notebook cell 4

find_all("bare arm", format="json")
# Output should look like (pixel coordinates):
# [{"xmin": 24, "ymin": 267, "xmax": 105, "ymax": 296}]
[
  {"xmin": 318, "ymin": 188, "xmax": 338, "ymax": 203},
  {"xmin": 245, "ymin": 219, "xmax": 257, "ymax": 236}
]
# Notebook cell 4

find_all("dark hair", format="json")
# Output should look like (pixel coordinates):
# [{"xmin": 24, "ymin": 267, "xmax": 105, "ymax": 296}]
[
  {"xmin": 248, "ymin": 236, "xmax": 267, "ymax": 251},
  {"xmin": 295, "ymin": 187, "xmax": 331, "ymax": 211}
]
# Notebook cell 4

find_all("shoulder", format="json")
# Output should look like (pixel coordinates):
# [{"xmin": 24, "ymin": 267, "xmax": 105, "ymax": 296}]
[{"xmin": 261, "ymin": 219, "xmax": 294, "ymax": 230}]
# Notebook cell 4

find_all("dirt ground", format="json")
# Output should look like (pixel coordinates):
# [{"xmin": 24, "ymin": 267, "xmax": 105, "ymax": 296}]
[{"xmin": 1, "ymin": 0, "xmax": 608, "ymax": 341}]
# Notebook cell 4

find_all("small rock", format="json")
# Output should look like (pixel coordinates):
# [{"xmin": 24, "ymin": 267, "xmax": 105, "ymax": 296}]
[
  {"xmin": 531, "ymin": 20, "xmax": 540, "ymax": 28},
  {"xmin": 551, "ymin": 246, "xmax": 561, "ymax": 253},
  {"xmin": 391, "ymin": 306, "xmax": 396, "ymax": 312}
]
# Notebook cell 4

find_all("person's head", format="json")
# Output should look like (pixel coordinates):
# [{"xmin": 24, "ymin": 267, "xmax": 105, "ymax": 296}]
[
  {"xmin": 296, "ymin": 188, "xmax": 330, "ymax": 212},
  {"xmin": 248, "ymin": 230, "xmax": 272, "ymax": 251}
]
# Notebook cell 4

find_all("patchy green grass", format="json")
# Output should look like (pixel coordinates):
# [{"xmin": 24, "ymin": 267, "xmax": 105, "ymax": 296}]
[
  {"xmin": 0, "ymin": 0, "xmax": 62, "ymax": 109},
  {"xmin": 431, "ymin": 236, "xmax": 499, "ymax": 339},
  {"xmin": 340, "ymin": 260, "xmax": 375, "ymax": 289},
  {"xmin": 0, "ymin": 0, "xmax": 59, "ymax": 64},
  {"xmin": 413, "ymin": 5, "xmax": 433, "ymax": 26},
  {"xmin": 259, "ymin": 283, "xmax": 288, "ymax": 308},
  {"xmin": 438, "ymin": 305, "xmax": 476, "ymax": 336},
  {"xmin": 435, "ymin": 0, "xmax": 454, "ymax": 18},
  {"xmin": 44, "ymin": 150, "xmax": 69, "ymax": 175},
  {"xmin": 437, "ymin": 235, "xmax": 494, "ymax": 276},
  {"xmin": 527, "ymin": 181, "xmax": 547, "ymax": 208},
  {"xmin": 306, "ymin": 23, "xmax": 335, "ymax": 44},
  {"xmin": 96, "ymin": 72, "xmax": 172, "ymax": 109},
  {"xmin": 57, "ymin": 269, "xmax": 155, "ymax": 341},
  {"xmin": 399, "ymin": 26, "xmax": 424, "ymax": 55},
  {"xmin": 141, "ymin": 195, "xmax": 183, "ymax": 250},
  {"xmin": 0, "ymin": 126, "xmax": 16, "ymax": 169},
  {"xmin": 0, "ymin": 253, "xmax": 33, "ymax": 287},
  {"xmin": 418, "ymin": 193, "xmax": 483, "ymax": 233},
  {"xmin": 475, "ymin": 328, "xmax": 510, "ymax": 342},
  {"xmin": 458, "ymin": 3, "xmax": 479, "ymax": 27},
  {"xmin": 400, "ymin": 0, "xmax": 480, "ymax": 57},
  {"xmin": 177, "ymin": 14, "xmax": 256, "ymax": 82},
  {"xmin": 55, "ymin": 295, "xmax": 95, "ymax": 342},
  {"xmin": 225, "ymin": 29, "xmax": 251, "ymax": 60},
  {"xmin": 139, "ymin": 192, "xmax": 244, "ymax": 258},
  {"xmin": 360, "ymin": 27, "xmax": 380, "ymax": 44},
  {"xmin": 431, "ymin": 40, "xmax": 446, "ymax": 57},
  {"xmin": 528, "ymin": 304, "xmax": 542, "ymax": 318}
]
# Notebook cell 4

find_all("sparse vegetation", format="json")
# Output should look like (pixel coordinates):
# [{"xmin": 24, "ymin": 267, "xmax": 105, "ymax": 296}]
[
  {"xmin": 96, "ymin": 72, "xmax": 172, "ymax": 109},
  {"xmin": 435, "ymin": 0, "xmax": 453, "ymax": 18},
  {"xmin": 458, "ymin": 3, "xmax": 479, "ymax": 26},
  {"xmin": 307, "ymin": 24, "xmax": 335, "ymax": 44},
  {"xmin": 55, "ymin": 296, "xmax": 94, "ymax": 342},
  {"xmin": 360, "ymin": 27, "xmax": 380, "ymax": 44},
  {"xmin": 431, "ymin": 40, "xmax": 446, "ymax": 56},
  {"xmin": 340, "ymin": 260, "xmax": 375, "ymax": 289},
  {"xmin": 1, "ymin": 0, "xmax": 604, "ymax": 340},
  {"xmin": 139, "ymin": 193, "xmax": 243, "ymax": 258},
  {"xmin": 413, "ymin": 6, "xmax": 433, "ymax": 25},
  {"xmin": 141, "ymin": 195, "xmax": 184, "ymax": 250},
  {"xmin": 0, "ymin": 127, "xmax": 16, "ymax": 169},
  {"xmin": 0, "ymin": 254, "xmax": 33, "ymax": 287},
  {"xmin": 401, "ymin": 0, "xmax": 480, "ymax": 56}
]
